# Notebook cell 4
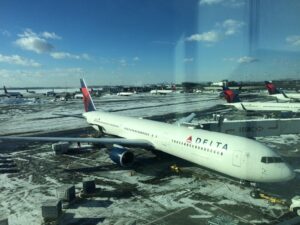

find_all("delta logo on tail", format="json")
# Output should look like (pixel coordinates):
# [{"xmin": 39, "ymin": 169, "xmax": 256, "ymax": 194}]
[
  {"xmin": 80, "ymin": 79, "xmax": 96, "ymax": 112},
  {"xmin": 80, "ymin": 87, "xmax": 91, "ymax": 112},
  {"xmin": 264, "ymin": 81, "xmax": 281, "ymax": 95},
  {"xmin": 222, "ymin": 86, "xmax": 240, "ymax": 103}
]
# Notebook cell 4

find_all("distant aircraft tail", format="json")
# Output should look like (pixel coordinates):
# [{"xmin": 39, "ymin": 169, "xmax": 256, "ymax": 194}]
[
  {"xmin": 3, "ymin": 86, "xmax": 7, "ymax": 94},
  {"xmin": 80, "ymin": 78, "xmax": 96, "ymax": 112},
  {"xmin": 222, "ymin": 86, "xmax": 241, "ymax": 103},
  {"xmin": 264, "ymin": 81, "xmax": 281, "ymax": 95}
]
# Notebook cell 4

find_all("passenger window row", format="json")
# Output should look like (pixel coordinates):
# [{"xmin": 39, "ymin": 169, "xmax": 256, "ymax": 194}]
[{"xmin": 171, "ymin": 139, "xmax": 223, "ymax": 156}]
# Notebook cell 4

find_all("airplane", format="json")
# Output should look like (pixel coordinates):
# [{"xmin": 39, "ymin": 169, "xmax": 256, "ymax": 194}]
[
  {"xmin": 3, "ymin": 86, "xmax": 23, "ymax": 98},
  {"xmin": 222, "ymin": 86, "xmax": 300, "ymax": 113},
  {"xmin": 117, "ymin": 91, "xmax": 136, "ymax": 96},
  {"xmin": 150, "ymin": 89, "xmax": 174, "ymax": 95},
  {"xmin": 0, "ymin": 79, "xmax": 295, "ymax": 183},
  {"xmin": 22, "ymin": 89, "xmax": 45, "ymax": 99},
  {"xmin": 150, "ymin": 84, "xmax": 177, "ymax": 95},
  {"xmin": 26, "ymin": 89, "xmax": 36, "ymax": 94},
  {"xmin": 265, "ymin": 81, "xmax": 300, "ymax": 102}
]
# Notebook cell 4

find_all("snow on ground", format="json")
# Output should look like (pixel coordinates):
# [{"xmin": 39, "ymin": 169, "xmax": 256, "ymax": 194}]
[
  {"xmin": 0, "ymin": 93, "xmax": 221, "ymax": 135},
  {"xmin": 0, "ymin": 92, "xmax": 298, "ymax": 224},
  {"xmin": 0, "ymin": 173, "xmax": 57, "ymax": 225}
]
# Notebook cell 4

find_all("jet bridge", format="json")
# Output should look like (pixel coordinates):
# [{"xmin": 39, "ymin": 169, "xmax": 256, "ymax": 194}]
[{"xmin": 183, "ymin": 115, "xmax": 300, "ymax": 138}]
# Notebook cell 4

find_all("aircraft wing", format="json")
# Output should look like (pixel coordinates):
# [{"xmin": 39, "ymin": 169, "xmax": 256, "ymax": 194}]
[
  {"xmin": 175, "ymin": 113, "xmax": 196, "ymax": 126},
  {"xmin": 281, "ymin": 92, "xmax": 300, "ymax": 102},
  {"xmin": 0, "ymin": 136, "xmax": 153, "ymax": 148}
]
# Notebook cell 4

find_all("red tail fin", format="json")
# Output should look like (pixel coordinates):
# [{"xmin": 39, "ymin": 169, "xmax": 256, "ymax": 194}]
[
  {"xmin": 264, "ymin": 81, "xmax": 280, "ymax": 95},
  {"xmin": 80, "ymin": 78, "xmax": 96, "ymax": 112}
]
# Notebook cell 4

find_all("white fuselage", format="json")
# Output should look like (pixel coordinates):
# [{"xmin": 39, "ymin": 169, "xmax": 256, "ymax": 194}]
[
  {"xmin": 271, "ymin": 93, "xmax": 300, "ymax": 102},
  {"xmin": 22, "ymin": 92, "xmax": 45, "ymax": 98},
  {"xmin": 150, "ymin": 89, "xmax": 174, "ymax": 95},
  {"xmin": 5, "ymin": 92, "xmax": 23, "ymax": 98},
  {"xmin": 226, "ymin": 102, "xmax": 300, "ymax": 112},
  {"xmin": 117, "ymin": 92, "xmax": 135, "ymax": 96},
  {"xmin": 83, "ymin": 111, "xmax": 294, "ymax": 183}
]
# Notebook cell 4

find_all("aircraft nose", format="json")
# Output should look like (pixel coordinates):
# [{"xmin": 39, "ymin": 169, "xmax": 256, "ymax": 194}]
[{"xmin": 281, "ymin": 164, "xmax": 295, "ymax": 181}]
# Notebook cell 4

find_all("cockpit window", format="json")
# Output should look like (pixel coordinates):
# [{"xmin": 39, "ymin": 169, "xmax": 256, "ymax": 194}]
[{"xmin": 261, "ymin": 157, "xmax": 283, "ymax": 163}]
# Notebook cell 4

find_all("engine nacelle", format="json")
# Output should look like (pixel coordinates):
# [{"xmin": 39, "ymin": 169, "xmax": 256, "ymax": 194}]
[{"xmin": 109, "ymin": 146, "xmax": 134, "ymax": 167}]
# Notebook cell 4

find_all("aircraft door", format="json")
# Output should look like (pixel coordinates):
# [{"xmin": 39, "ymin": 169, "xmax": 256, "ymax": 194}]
[
  {"xmin": 161, "ymin": 132, "xmax": 169, "ymax": 148},
  {"xmin": 232, "ymin": 151, "xmax": 241, "ymax": 167}
]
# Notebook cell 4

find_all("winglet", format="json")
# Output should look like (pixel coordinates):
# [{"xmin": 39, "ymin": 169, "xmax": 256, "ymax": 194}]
[
  {"xmin": 240, "ymin": 103, "xmax": 248, "ymax": 111},
  {"xmin": 80, "ymin": 78, "xmax": 96, "ymax": 112},
  {"xmin": 281, "ymin": 91, "xmax": 289, "ymax": 99},
  {"xmin": 3, "ymin": 86, "xmax": 7, "ymax": 94}
]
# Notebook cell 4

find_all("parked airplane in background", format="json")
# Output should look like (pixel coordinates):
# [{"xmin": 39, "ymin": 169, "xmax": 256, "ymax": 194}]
[
  {"xmin": 150, "ymin": 89, "xmax": 174, "ymax": 95},
  {"xmin": 22, "ymin": 89, "xmax": 45, "ymax": 99},
  {"xmin": 117, "ymin": 91, "xmax": 136, "ymax": 96},
  {"xmin": 223, "ymin": 86, "xmax": 300, "ymax": 113},
  {"xmin": 3, "ymin": 86, "xmax": 23, "ymax": 98},
  {"xmin": 26, "ymin": 89, "xmax": 36, "ymax": 94},
  {"xmin": 265, "ymin": 81, "xmax": 300, "ymax": 102},
  {"xmin": 0, "ymin": 79, "xmax": 295, "ymax": 183},
  {"xmin": 150, "ymin": 85, "xmax": 176, "ymax": 95}
]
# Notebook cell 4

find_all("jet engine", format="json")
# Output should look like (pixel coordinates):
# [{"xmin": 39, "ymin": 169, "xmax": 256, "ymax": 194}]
[{"xmin": 109, "ymin": 146, "xmax": 134, "ymax": 167}]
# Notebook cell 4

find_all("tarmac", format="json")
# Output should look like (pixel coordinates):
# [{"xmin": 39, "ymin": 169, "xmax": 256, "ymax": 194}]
[{"xmin": 0, "ymin": 94, "xmax": 300, "ymax": 224}]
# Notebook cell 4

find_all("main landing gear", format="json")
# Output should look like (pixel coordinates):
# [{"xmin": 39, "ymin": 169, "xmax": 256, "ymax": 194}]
[{"xmin": 239, "ymin": 180, "xmax": 260, "ymax": 198}]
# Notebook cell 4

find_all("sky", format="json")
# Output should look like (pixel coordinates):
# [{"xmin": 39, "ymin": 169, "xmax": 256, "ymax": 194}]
[{"xmin": 0, "ymin": 0, "xmax": 300, "ymax": 87}]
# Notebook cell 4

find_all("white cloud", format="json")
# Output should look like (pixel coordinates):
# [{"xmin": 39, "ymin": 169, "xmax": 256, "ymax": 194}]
[
  {"xmin": 50, "ymin": 52, "xmax": 90, "ymax": 60},
  {"xmin": 50, "ymin": 52, "xmax": 80, "ymax": 59},
  {"xmin": 41, "ymin": 31, "xmax": 61, "ymax": 40},
  {"xmin": 223, "ymin": 57, "xmax": 236, "ymax": 62},
  {"xmin": 199, "ymin": 0, "xmax": 244, "ymax": 7},
  {"xmin": 184, "ymin": 58, "xmax": 194, "ymax": 63},
  {"xmin": 0, "ymin": 54, "xmax": 40, "ymax": 67},
  {"xmin": 199, "ymin": 0, "xmax": 223, "ymax": 5},
  {"xmin": 186, "ymin": 31, "xmax": 222, "ymax": 43},
  {"xmin": 1, "ymin": 29, "xmax": 11, "ymax": 37},
  {"xmin": 229, "ymin": 0, "xmax": 245, "ymax": 8},
  {"xmin": 81, "ymin": 53, "xmax": 90, "ymax": 60},
  {"xmin": 119, "ymin": 59, "xmax": 127, "ymax": 66},
  {"xmin": 133, "ymin": 56, "xmax": 140, "ymax": 61},
  {"xmin": 286, "ymin": 35, "xmax": 300, "ymax": 47},
  {"xmin": 15, "ymin": 29, "xmax": 54, "ymax": 53},
  {"xmin": 186, "ymin": 19, "xmax": 244, "ymax": 44},
  {"xmin": 15, "ymin": 29, "xmax": 92, "ymax": 61},
  {"xmin": 223, "ymin": 56, "xmax": 258, "ymax": 64},
  {"xmin": 237, "ymin": 56, "xmax": 257, "ymax": 64},
  {"xmin": 0, "ymin": 69, "xmax": 11, "ymax": 78},
  {"xmin": 221, "ymin": 19, "xmax": 244, "ymax": 36},
  {"xmin": 0, "ymin": 67, "xmax": 83, "ymax": 86}
]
